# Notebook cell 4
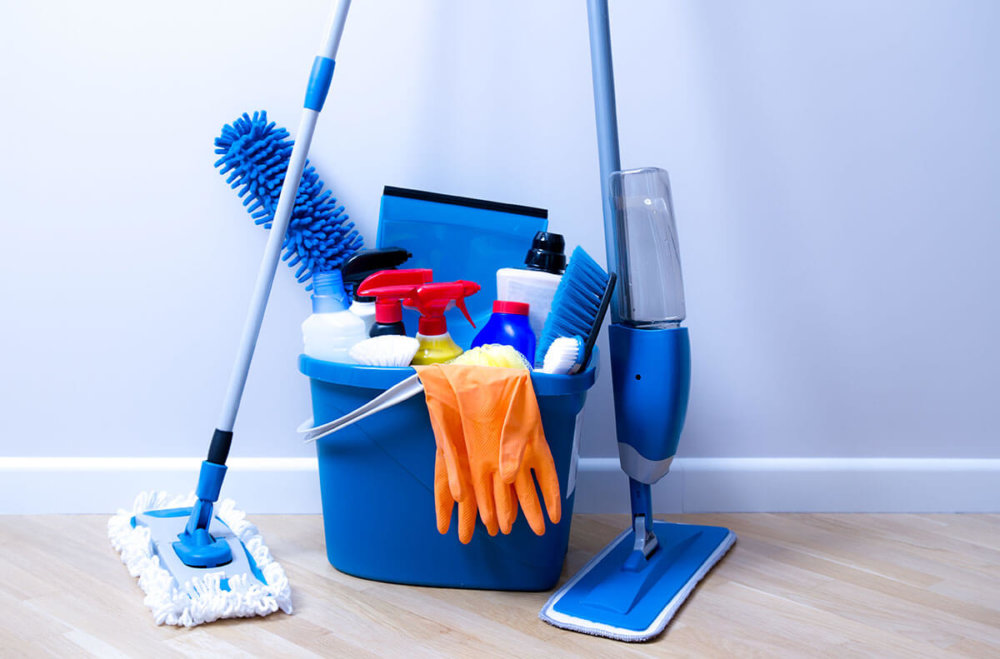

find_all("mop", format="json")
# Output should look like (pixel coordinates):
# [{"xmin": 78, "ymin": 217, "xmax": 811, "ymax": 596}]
[
  {"xmin": 108, "ymin": 0, "xmax": 355, "ymax": 626},
  {"xmin": 539, "ymin": 0, "xmax": 736, "ymax": 642}
]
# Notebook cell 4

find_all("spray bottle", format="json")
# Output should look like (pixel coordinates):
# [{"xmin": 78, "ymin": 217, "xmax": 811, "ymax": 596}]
[
  {"xmin": 301, "ymin": 270, "xmax": 368, "ymax": 363},
  {"xmin": 357, "ymin": 268, "xmax": 433, "ymax": 337},
  {"xmin": 341, "ymin": 247, "xmax": 412, "ymax": 334},
  {"xmin": 407, "ymin": 281, "xmax": 480, "ymax": 364}
]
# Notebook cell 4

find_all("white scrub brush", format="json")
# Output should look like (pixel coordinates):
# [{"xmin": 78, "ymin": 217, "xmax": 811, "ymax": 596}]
[
  {"xmin": 349, "ymin": 335, "xmax": 420, "ymax": 366},
  {"xmin": 538, "ymin": 336, "xmax": 584, "ymax": 374}
]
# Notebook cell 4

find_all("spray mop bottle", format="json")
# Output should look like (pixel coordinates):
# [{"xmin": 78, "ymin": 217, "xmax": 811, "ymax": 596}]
[
  {"xmin": 607, "ymin": 167, "xmax": 690, "ymax": 569},
  {"xmin": 356, "ymin": 268, "xmax": 434, "ymax": 337},
  {"xmin": 407, "ymin": 281, "xmax": 480, "ymax": 364}
]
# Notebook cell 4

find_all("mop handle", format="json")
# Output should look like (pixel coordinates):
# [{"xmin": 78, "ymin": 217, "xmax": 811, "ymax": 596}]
[
  {"xmin": 215, "ymin": 0, "xmax": 352, "ymax": 437},
  {"xmin": 586, "ymin": 0, "xmax": 623, "ymax": 323}
]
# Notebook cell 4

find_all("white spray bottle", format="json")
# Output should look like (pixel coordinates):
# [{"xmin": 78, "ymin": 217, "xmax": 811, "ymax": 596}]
[{"xmin": 302, "ymin": 270, "xmax": 367, "ymax": 363}]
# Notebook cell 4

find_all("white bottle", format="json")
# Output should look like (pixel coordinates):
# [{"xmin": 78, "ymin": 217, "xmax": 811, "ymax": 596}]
[
  {"xmin": 302, "ymin": 271, "xmax": 367, "ymax": 363},
  {"xmin": 349, "ymin": 299, "xmax": 376, "ymax": 336},
  {"xmin": 496, "ymin": 231, "xmax": 566, "ymax": 342}
]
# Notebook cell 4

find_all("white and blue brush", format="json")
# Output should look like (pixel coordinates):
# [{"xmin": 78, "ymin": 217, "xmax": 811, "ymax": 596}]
[{"xmin": 536, "ymin": 246, "xmax": 616, "ymax": 374}]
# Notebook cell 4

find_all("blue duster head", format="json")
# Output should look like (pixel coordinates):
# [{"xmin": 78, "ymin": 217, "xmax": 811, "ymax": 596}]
[{"xmin": 214, "ymin": 111, "xmax": 364, "ymax": 287}]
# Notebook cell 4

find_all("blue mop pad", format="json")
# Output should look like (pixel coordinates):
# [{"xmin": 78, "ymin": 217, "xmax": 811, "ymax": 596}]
[{"xmin": 540, "ymin": 521, "xmax": 735, "ymax": 642}]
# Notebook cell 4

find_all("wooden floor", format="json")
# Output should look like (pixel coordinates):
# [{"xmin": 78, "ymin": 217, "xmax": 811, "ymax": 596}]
[{"xmin": 1, "ymin": 514, "xmax": 998, "ymax": 657}]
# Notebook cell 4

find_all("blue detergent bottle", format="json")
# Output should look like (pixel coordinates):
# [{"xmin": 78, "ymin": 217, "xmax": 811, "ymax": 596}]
[{"xmin": 470, "ymin": 300, "xmax": 536, "ymax": 364}]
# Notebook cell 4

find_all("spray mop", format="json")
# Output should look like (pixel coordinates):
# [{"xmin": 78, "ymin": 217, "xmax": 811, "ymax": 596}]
[
  {"xmin": 539, "ymin": 0, "xmax": 735, "ymax": 642},
  {"xmin": 108, "ymin": 0, "xmax": 354, "ymax": 626}
]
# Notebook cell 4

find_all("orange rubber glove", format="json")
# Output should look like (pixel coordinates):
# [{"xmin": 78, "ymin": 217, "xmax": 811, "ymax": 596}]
[
  {"xmin": 442, "ymin": 365, "xmax": 561, "ymax": 537},
  {"xmin": 415, "ymin": 366, "xmax": 478, "ymax": 544},
  {"xmin": 502, "ymin": 375, "xmax": 561, "ymax": 535}
]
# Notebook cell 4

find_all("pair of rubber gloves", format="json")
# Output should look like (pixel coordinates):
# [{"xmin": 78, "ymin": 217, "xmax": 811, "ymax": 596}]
[{"xmin": 413, "ymin": 364, "xmax": 561, "ymax": 544}]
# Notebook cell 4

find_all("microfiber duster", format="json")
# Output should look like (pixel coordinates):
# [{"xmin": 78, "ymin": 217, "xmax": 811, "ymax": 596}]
[{"xmin": 214, "ymin": 110, "xmax": 364, "ymax": 286}]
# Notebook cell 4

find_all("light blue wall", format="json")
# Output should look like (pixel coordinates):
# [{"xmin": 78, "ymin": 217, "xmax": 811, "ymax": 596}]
[{"xmin": 1, "ymin": 0, "xmax": 997, "ymax": 464}]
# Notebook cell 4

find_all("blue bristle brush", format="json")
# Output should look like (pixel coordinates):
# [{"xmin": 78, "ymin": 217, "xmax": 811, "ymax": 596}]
[
  {"xmin": 536, "ymin": 246, "xmax": 617, "ymax": 373},
  {"xmin": 214, "ymin": 110, "xmax": 364, "ymax": 285}
]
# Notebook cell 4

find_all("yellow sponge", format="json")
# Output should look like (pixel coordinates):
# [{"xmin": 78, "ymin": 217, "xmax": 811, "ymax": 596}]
[{"xmin": 450, "ymin": 344, "xmax": 531, "ymax": 369}]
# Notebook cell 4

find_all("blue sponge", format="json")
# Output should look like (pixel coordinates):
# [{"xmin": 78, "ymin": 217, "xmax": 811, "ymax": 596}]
[{"xmin": 214, "ymin": 111, "xmax": 363, "ymax": 286}]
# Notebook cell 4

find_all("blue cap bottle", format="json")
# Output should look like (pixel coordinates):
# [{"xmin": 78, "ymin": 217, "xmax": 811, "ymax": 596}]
[{"xmin": 470, "ymin": 300, "xmax": 536, "ymax": 365}]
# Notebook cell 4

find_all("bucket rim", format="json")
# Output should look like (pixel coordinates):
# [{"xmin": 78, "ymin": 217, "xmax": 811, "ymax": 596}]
[{"xmin": 298, "ymin": 350, "xmax": 598, "ymax": 396}]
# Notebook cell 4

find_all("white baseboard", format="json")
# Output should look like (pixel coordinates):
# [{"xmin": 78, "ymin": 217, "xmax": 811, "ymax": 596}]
[
  {"xmin": 1, "ymin": 457, "xmax": 998, "ymax": 514},
  {"xmin": 0, "ymin": 458, "xmax": 323, "ymax": 515},
  {"xmin": 573, "ymin": 457, "xmax": 1000, "ymax": 514}
]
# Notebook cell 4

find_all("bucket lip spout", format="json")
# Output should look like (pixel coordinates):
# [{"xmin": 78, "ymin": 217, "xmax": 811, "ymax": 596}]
[{"xmin": 298, "ymin": 350, "xmax": 598, "ymax": 396}]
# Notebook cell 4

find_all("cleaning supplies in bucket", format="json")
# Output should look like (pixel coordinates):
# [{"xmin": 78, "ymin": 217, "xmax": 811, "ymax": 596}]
[
  {"xmin": 300, "ymin": 346, "xmax": 561, "ymax": 544},
  {"xmin": 299, "ymin": 353, "xmax": 595, "ymax": 590}
]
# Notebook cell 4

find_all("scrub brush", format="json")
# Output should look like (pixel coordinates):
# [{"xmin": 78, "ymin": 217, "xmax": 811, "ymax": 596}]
[
  {"xmin": 214, "ymin": 111, "xmax": 364, "ymax": 286},
  {"xmin": 349, "ymin": 335, "xmax": 420, "ymax": 367},
  {"xmin": 535, "ymin": 247, "xmax": 616, "ymax": 373},
  {"xmin": 538, "ymin": 336, "xmax": 584, "ymax": 375}
]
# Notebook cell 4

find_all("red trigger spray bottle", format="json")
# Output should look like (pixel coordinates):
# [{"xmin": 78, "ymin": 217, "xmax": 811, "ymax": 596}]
[
  {"xmin": 407, "ymin": 281, "xmax": 480, "ymax": 364},
  {"xmin": 357, "ymin": 268, "xmax": 434, "ymax": 337}
]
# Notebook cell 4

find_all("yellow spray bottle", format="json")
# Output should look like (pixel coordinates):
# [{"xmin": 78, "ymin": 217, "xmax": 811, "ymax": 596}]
[{"xmin": 407, "ymin": 281, "xmax": 480, "ymax": 364}]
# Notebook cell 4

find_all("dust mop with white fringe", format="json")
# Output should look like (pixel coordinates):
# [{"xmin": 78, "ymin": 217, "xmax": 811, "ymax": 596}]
[
  {"xmin": 108, "ymin": 0, "xmax": 356, "ymax": 626},
  {"xmin": 109, "ymin": 492, "xmax": 292, "ymax": 626}
]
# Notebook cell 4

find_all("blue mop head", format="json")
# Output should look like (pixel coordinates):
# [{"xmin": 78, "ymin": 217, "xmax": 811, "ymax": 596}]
[
  {"xmin": 535, "ymin": 246, "xmax": 616, "ymax": 370},
  {"xmin": 214, "ymin": 111, "xmax": 364, "ymax": 287}
]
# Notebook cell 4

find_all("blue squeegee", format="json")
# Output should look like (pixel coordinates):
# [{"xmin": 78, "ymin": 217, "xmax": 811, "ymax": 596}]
[{"xmin": 539, "ymin": 0, "xmax": 735, "ymax": 642}]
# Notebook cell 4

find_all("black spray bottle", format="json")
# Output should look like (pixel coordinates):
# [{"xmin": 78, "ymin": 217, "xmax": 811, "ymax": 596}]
[{"xmin": 341, "ymin": 247, "xmax": 412, "ymax": 335}]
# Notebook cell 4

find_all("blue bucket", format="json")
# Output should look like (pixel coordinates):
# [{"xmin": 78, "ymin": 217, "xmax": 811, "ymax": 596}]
[{"xmin": 299, "ymin": 355, "xmax": 596, "ymax": 590}]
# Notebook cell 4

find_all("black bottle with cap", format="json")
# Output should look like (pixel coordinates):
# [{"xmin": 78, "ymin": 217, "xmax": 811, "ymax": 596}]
[
  {"xmin": 341, "ymin": 247, "xmax": 412, "ymax": 333},
  {"xmin": 524, "ymin": 231, "xmax": 567, "ymax": 274}
]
